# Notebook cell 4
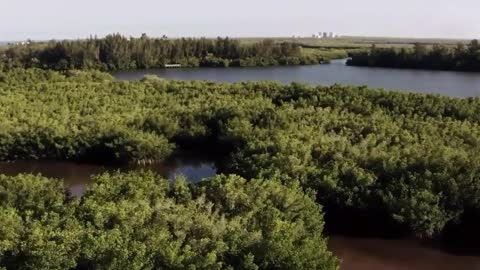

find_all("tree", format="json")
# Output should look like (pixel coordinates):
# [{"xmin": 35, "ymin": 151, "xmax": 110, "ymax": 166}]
[
  {"xmin": 0, "ymin": 175, "xmax": 82, "ymax": 269},
  {"xmin": 413, "ymin": 43, "xmax": 427, "ymax": 60}
]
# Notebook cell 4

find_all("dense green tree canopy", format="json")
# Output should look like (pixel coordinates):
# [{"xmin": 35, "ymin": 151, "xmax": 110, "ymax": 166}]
[
  {"xmin": 2, "ymin": 68, "xmax": 480, "ymax": 237},
  {"xmin": 0, "ymin": 34, "xmax": 334, "ymax": 71},
  {"xmin": 0, "ymin": 172, "xmax": 338, "ymax": 270},
  {"xmin": 1, "ymin": 69, "xmax": 480, "ymax": 269},
  {"xmin": 0, "ymin": 174, "xmax": 82, "ymax": 269},
  {"xmin": 347, "ymin": 40, "xmax": 480, "ymax": 71}
]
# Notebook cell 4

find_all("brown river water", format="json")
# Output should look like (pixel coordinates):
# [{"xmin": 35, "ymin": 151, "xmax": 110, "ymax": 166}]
[
  {"xmin": 1, "ymin": 159, "xmax": 479, "ymax": 270},
  {"xmin": 329, "ymin": 236, "xmax": 480, "ymax": 270},
  {"xmin": 0, "ymin": 157, "xmax": 217, "ymax": 197}
]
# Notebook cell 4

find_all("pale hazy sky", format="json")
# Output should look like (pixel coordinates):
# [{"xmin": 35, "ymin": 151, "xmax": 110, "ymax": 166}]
[{"xmin": 1, "ymin": 0, "xmax": 479, "ymax": 40}]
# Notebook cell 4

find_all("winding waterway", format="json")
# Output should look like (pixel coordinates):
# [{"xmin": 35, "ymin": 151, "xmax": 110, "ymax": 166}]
[{"xmin": 113, "ymin": 59, "xmax": 480, "ymax": 97}]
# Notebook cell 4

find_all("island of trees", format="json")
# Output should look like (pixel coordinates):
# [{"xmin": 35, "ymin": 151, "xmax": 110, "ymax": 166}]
[
  {"xmin": 1, "ymin": 68, "xmax": 480, "ymax": 268},
  {"xmin": 347, "ymin": 39, "xmax": 480, "ymax": 71},
  {"xmin": 0, "ymin": 34, "xmax": 344, "ymax": 71}
]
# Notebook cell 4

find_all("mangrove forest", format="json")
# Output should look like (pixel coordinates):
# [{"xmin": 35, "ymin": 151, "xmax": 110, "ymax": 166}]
[{"xmin": 1, "ymin": 68, "xmax": 480, "ymax": 268}]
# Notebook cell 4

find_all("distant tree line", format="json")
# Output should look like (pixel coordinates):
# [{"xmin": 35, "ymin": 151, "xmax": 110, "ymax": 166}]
[
  {"xmin": 0, "ymin": 34, "xmax": 330, "ymax": 71},
  {"xmin": 347, "ymin": 40, "xmax": 480, "ymax": 71}
]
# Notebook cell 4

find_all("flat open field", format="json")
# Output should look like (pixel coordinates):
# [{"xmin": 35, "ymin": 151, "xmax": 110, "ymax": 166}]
[{"xmin": 238, "ymin": 36, "xmax": 470, "ymax": 49}]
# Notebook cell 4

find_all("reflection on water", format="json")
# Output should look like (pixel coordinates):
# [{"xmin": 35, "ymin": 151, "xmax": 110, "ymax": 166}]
[
  {"xmin": 0, "ymin": 154, "xmax": 218, "ymax": 197},
  {"xmin": 113, "ymin": 59, "xmax": 480, "ymax": 97},
  {"xmin": 141, "ymin": 153, "xmax": 218, "ymax": 184},
  {"xmin": 328, "ymin": 236, "xmax": 480, "ymax": 270},
  {"xmin": 0, "ymin": 161, "xmax": 105, "ymax": 197},
  {"xmin": 165, "ymin": 162, "xmax": 217, "ymax": 183}
]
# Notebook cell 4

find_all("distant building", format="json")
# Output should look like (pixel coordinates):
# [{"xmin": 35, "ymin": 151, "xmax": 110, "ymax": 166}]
[
  {"xmin": 12, "ymin": 40, "xmax": 32, "ymax": 46},
  {"xmin": 317, "ymin": 32, "xmax": 339, "ymax": 39}
]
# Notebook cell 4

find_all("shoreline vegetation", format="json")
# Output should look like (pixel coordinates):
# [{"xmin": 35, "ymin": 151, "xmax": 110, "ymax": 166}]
[
  {"xmin": 1, "ymin": 68, "xmax": 480, "ymax": 268},
  {"xmin": 347, "ymin": 39, "xmax": 480, "ymax": 71},
  {"xmin": 0, "ymin": 34, "xmax": 350, "ymax": 71}
]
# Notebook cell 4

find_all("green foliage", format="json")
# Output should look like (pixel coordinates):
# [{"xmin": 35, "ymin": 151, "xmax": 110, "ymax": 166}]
[
  {"xmin": 0, "ymin": 172, "xmax": 338, "ymax": 270},
  {"xmin": 300, "ymin": 48, "xmax": 347, "ymax": 63},
  {"xmin": 0, "ymin": 34, "xmax": 336, "ymax": 71},
  {"xmin": 0, "ymin": 174, "xmax": 82, "ymax": 269},
  {"xmin": 2, "ymin": 68, "xmax": 480, "ymax": 241},
  {"xmin": 348, "ymin": 40, "xmax": 480, "ymax": 71}
]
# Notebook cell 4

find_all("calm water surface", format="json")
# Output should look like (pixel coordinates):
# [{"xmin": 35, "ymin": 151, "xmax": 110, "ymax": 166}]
[
  {"xmin": 329, "ymin": 236, "xmax": 480, "ymax": 270},
  {"xmin": 1, "ymin": 159, "xmax": 480, "ymax": 269},
  {"xmin": 113, "ymin": 59, "xmax": 480, "ymax": 97},
  {"xmin": 0, "ymin": 155, "xmax": 217, "ymax": 197}
]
